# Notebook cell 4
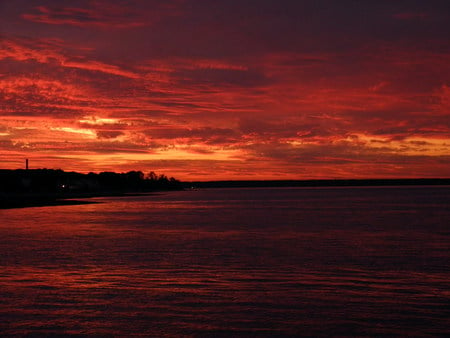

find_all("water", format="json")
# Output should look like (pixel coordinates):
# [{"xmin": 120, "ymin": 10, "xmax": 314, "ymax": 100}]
[{"xmin": 1, "ymin": 186, "xmax": 449, "ymax": 336}]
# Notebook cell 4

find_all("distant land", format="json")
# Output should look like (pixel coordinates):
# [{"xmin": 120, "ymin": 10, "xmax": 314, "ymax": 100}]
[
  {"xmin": 1, "ymin": 168, "xmax": 449, "ymax": 209},
  {"xmin": 0, "ymin": 169, "xmax": 182, "ymax": 209},
  {"xmin": 184, "ymin": 178, "xmax": 450, "ymax": 189}
]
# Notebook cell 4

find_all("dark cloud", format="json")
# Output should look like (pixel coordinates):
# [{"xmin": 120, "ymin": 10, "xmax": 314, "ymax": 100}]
[
  {"xmin": 143, "ymin": 127, "xmax": 238, "ymax": 141},
  {"xmin": 96, "ymin": 130, "xmax": 124, "ymax": 139},
  {"xmin": 175, "ymin": 68, "xmax": 270, "ymax": 88},
  {"xmin": 21, "ymin": 1, "xmax": 182, "ymax": 28}
]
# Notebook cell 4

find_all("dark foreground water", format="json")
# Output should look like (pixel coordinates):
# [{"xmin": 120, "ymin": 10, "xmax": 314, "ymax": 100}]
[{"xmin": 1, "ymin": 186, "xmax": 449, "ymax": 336}]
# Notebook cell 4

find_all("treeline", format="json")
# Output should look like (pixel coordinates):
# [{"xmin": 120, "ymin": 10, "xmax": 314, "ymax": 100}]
[{"xmin": 0, "ymin": 169, "xmax": 182, "ymax": 193}]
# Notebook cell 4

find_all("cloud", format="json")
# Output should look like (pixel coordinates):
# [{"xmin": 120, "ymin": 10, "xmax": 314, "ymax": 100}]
[
  {"xmin": 142, "ymin": 126, "xmax": 239, "ymax": 145},
  {"xmin": 96, "ymin": 130, "xmax": 125, "ymax": 139},
  {"xmin": 0, "ymin": 38, "xmax": 139, "ymax": 79},
  {"xmin": 22, "ymin": 4, "xmax": 144, "ymax": 28},
  {"xmin": 0, "ymin": 76, "xmax": 92, "ymax": 118},
  {"xmin": 392, "ymin": 12, "xmax": 429, "ymax": 20},
  {"xmin": 175, "ymin": 67, "xmax": 269, "ymax": 88},
  {"xmin": 62, "ymin": 60, "xmax": 139, "ymax": 78},
  {"xmin": 21, "ymin": 1, "xmax": 185, "ymax": 29}
]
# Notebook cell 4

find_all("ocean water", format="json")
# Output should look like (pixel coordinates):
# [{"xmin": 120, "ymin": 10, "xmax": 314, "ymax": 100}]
[{"xmin": 0, "ymin": 186, "xmax": 449, "ymax": 336}]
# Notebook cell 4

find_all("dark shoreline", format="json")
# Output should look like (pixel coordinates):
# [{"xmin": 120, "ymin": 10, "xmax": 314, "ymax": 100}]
[
  {"xmin": 0, "ymin": 197, "xmax": 98, "ymax": 209},
  {"xmin": 2, "ymin": 178, "xmax": 450, "ymax": 209},
  {"xmin": 0, "ymin": 168, "xmax": 183, "ymax": 209},
  {"xmin": 185, "ymin": 178, "xmax": 450, "ymax": 189},
  {"xmin": 0, "ymin": 191, "xmax": 157, "ymax": 210}
]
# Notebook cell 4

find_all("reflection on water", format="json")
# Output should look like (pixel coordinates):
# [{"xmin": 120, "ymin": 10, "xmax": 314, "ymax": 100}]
[{"xmin": 1, "ymin": 187, "xmax": 449, "ymax": 336}]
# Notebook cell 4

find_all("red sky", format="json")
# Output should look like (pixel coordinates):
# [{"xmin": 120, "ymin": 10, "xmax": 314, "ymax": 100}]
[{"xmin": 1, "ymin": 0, "xmax": 449, "ymax": 180}]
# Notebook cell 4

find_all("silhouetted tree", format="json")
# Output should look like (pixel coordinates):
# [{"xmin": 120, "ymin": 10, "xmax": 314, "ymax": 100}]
[{"xmin": 0, "ymin": 169, "xmax": 182, "ymax": 194}]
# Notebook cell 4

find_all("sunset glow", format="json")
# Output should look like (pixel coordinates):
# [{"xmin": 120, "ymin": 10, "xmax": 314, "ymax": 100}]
[{"xmin": 1, "ymin": 1, "xmax": 449, "ymax": 180}]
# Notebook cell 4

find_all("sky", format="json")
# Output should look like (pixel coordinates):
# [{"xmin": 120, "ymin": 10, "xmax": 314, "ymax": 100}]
[{"xmin": 1, "ymin": 0, "xmax": 449, "ymax": 180}]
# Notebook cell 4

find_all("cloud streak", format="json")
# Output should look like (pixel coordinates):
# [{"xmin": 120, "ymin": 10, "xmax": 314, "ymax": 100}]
[{"xmin": 21, "ymin": 1, "xmax": 183, "ymax": 29}]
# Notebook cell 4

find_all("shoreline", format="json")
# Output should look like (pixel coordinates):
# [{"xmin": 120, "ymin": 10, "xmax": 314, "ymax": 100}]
[
  {"xmin": 0, "ymin": 191, "xmax": 159, "ymax": 210},
  {"xmin": 184, "ymin": 178, "xmax": 450, "ymax": 189},
  {"xmin": 0, "ymin": 197, "xmax": 99, "ymax": 209}
]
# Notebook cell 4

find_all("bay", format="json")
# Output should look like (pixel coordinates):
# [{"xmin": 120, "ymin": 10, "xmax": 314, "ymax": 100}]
[{"xmin": 1, "ymin": 186, "xmax": 449, "ymax": 336}]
